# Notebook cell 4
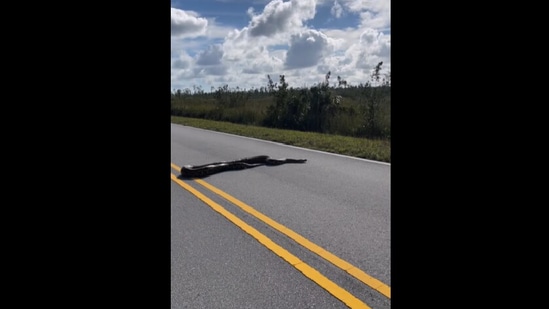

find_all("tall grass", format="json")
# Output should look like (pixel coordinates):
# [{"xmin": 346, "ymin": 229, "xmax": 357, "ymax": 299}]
[
  {"xmin": 171, "ymin": 87, "xmax": 390, "ymax": 139},
  {"xmin": 172, "ymin": 116, "xmax": 390, "ymax": 162},
  {"xmin": 172, "ymin": 66, "xmax": 390, "ymax": 140}
]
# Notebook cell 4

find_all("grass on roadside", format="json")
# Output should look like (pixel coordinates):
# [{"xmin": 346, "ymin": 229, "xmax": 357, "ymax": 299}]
[{"xmin": 171, "ymin": 116, "xmax": 391, "ymax": 163}]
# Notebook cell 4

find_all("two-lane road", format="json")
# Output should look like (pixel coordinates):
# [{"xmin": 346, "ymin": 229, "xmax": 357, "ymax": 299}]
[{"xmin": 171, "ymin": 123, "xmax": 391, "ymax": 308}]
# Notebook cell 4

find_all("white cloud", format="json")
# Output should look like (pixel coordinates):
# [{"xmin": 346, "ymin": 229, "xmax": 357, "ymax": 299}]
[
  {"xmin": 193, "ymin": 44, "xmax": 229, "ymax": 78},
  {"xmin": 340, "ymin": 0, "xmax": 389, "ymax": 14},
  {"xmin": 221, "ymin": 43, "xmax": 280, "ymax": 85},
  {"xmin": 194, "ymin": 65, "xmax": 228, "ymax": 76},
  {"xmin": 204, "ymin": 18, "xmax": 235, "ymax": 39},
  {"xmin": 196, "ymin": 44, "xmax": 224, "ymax": 66},
  {"xmin": 300, "ymin": 25, "xmax": 390, "ymax": 87},
  {"xmin": 285, "ymin": 29, "xmax": 336, "ymax": 69},
  {"xmin": 171, "ymin": 50, "xmax": 196, "ymax": 90},
  {"xmin": 331, "ymin": 1, "xmax": 343, "ymax": 18},
  {"xmin": 338, "ymin": 0, "xmax": 390, "ymax": 29},
  {"xmin": 320, "ymin": 27, "xmax": 360, "ymax": 50},
  {"xmin": 170, "ymin": 0, "xmax": 390, "ymax": 90},
  {"xmin": 247, "ymin": 7, "xmax": 255, "ymax": 18},
  {"xmin": 248, "ymin": 0, "xmax": 317, "ymax": 37},
  {"xmin": 358, "ymin": 10, "xmax": 389, "ymax": 30},
  {"xmin": 337, "ymin": 27, "xmax": 390, "ymax": 83},
  {"xmin": 172, "ymin": 52, "xmax": 193, "ymax": 70},
  {"xmin": 171, "ymin": 8, "xmax": 208, "ymax": 38},
  {"xmin": 357, "ymin": 28, "xmax": 390, "ymax": 58},
  {"xmin": 223, "ymin": 44, "xmax": 284, "ymax": 75}
]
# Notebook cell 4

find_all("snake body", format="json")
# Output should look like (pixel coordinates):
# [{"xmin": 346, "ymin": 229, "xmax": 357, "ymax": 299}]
[{"xmin": 180, "ymin": 155, "xmax": 307, "ymax": 178}]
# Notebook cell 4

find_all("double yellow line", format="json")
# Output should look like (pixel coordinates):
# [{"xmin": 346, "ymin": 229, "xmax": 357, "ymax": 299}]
[{"xmin": 171, "ymin": 163, "xmax": 390, "ymax": 309}]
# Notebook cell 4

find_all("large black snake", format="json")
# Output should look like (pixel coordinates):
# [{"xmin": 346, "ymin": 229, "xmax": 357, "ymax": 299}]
[{"xmin": 179, "ymin": 155, "xmax": 307, "ymax": 178}]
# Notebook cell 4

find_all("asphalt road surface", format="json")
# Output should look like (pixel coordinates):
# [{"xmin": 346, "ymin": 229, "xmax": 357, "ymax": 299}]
[{"xmin": 171, "ymin": 123, "xmax": 391, "ymax": 309}]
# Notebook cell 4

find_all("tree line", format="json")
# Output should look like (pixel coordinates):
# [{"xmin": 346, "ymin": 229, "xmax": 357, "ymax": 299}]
[{"xmin": 171, "ymin": 62, "xmax": 390, "ymax": 139}]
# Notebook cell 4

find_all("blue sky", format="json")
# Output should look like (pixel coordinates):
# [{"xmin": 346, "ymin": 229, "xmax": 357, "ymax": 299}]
[{"xmin": 171, "ymin": 0, "xmax": 390, "ymax": 92}]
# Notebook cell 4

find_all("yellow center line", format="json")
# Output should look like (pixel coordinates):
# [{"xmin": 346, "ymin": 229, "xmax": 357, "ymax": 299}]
[
  {"xmin": 171, "ymin": 173, "xmax": 370, "ymax": 309},
  {"xmin": 170, "ymin": 162, "xmax": 390, "ymax": 299}
]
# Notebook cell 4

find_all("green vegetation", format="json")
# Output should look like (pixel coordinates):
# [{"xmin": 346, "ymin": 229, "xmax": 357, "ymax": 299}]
[
  {"xmin": 171, "ymin": 62, "xmax": 390, "ymax": 162},
  {"xmin": 171, "ymin": 116, "xmax": 390, "ymax": 163}
]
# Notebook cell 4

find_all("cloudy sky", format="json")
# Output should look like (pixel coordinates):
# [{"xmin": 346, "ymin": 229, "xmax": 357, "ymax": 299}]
[{"xmin": 171, "ymin": 0, "xmax": 390, "ymax": 92}]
